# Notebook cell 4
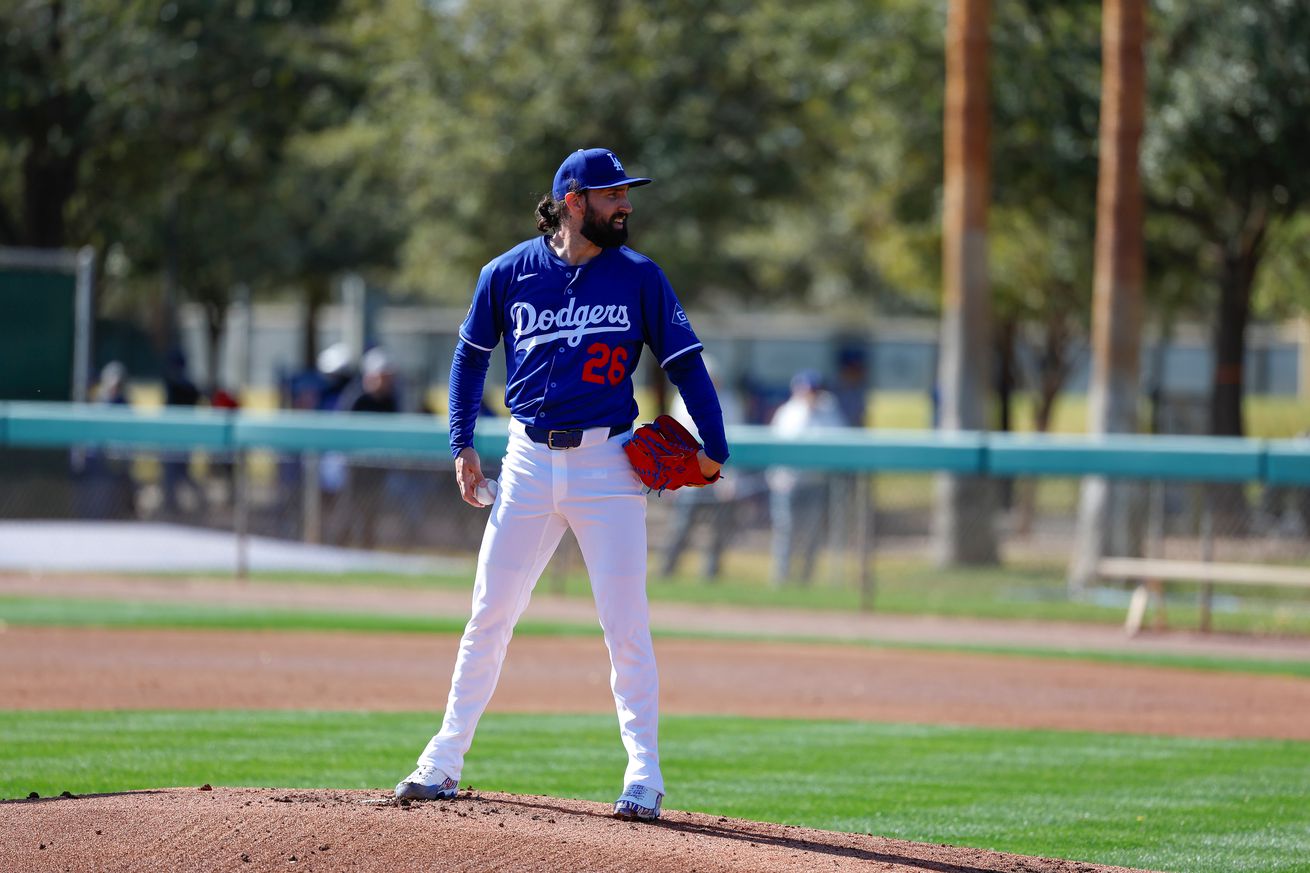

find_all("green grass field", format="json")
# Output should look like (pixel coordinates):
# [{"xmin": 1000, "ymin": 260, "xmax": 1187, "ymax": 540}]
[
  {"xmin": 1, "ymin": 711, "xmax": 1307, "ymax": 873},
  {"xmin": 657, "ymin": 557, "xmax": 1310, "ymax": 636},
  {"xmin": 4, "ymin": 593, "xmax": 1310, "ymax": 678}
]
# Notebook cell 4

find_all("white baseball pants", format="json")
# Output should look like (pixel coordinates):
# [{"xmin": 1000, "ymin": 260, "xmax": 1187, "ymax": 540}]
[{"xmin": 418, "ymin": 421, "xmax": 662, "ymax": 794}]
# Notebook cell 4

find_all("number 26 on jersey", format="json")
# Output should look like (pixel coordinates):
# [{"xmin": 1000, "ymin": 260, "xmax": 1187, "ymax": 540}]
[{"xmin": 582, "ymin": 342, "xmax": 628, "ymax": 386}]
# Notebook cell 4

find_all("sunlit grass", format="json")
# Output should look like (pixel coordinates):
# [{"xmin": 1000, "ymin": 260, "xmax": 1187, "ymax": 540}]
[{"xmin": 2, "ymin": 710, "xmax": 1306, "ymax": 873}]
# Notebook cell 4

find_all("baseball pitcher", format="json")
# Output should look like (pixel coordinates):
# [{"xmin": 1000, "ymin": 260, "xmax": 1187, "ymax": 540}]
[{"xmin": 395, "ymin": 148, "xmax": 730, "ymax": 821}]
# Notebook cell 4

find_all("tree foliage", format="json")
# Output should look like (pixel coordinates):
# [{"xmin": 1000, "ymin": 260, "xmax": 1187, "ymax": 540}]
[
  {"xmin": 367, "ymin": 0, "xmax": 946, "ymax": 307},
  {"xmin": 1145, "ymin": 0, "xmax": 1310, "ymax": 434},
  {"xmin": 1, "ymin": 1, "xmax": 388, "ymax": 335},
  {"xmin": 1, "ymin": 0, "xmax": 1307, "ymax": 404}
]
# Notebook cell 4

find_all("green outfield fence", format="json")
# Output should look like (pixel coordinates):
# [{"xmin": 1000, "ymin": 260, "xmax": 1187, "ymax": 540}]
[{"xmin": 3, "ymin": 401, "xmax": 1308, "ymax": 482}]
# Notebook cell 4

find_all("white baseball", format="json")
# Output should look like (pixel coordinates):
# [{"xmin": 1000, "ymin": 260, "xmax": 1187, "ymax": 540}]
[{"xmin": 473, "ymin": 478, "xmax": 499, "ymax": 508}]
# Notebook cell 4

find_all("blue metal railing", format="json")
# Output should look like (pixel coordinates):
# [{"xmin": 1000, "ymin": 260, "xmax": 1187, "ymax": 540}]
[{"xmin": 2, "ymin": 401, "xmax": 1308, "ymax": 484}]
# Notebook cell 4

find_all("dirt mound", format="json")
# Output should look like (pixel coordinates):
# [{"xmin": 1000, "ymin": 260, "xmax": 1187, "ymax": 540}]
[{"xmin": 1, "ymin": 786, "xmax": 1153, "ymax": 873}]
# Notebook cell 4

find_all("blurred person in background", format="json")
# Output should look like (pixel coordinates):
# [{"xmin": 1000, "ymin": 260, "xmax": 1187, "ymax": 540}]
[
  {"xmin": 659, "ymin": 355, "xmax": 745, "ymax": 582},
  {"xmin": 96, "ymin": 360, "xmax": 130, "ymax": 407},
  {"xmin": 207, "ymin": 385, "xmax": 241, "ymax": 511},
  {"xmin": 767, "ymin": 369, "xmax": 846, "ymax": 585},
  {"xmin": 343, "ymin": 347, "xmax": 401, "ymax": 414},
  {"xmin": 316, "ymin": 342, "xmax": 355, "ymax": 412},
  {"xmin": 828, "ymin": 344, "xmax": 869, "ymax": 548},
  {"xmin": 313, "ymin": 343, "xmax": 355, "ymax": 543},
  {"xmin": 71, "ymin": 361, "xmax": 135, "ymax": 519},
  {"xmin": 160, "ymin": 348, "xmax": 203, "ymax": 519},
  {"xmin": 272, "ymin": 354, "xmax": 333, "ymax": 541},
  {"xmin": 163, "ymin": 347, "xmax": 201, "ymax": 405},
  {"xmin": 832, "ymin": 344, "xmax": 870, "ymax": 429},
  {"xmin": 209, "ymin": 386, "xmax": 240, "ymax": 411},
  {"xmin": 335, "ymin": 347, "xmax": 401, "ymax": 548}
]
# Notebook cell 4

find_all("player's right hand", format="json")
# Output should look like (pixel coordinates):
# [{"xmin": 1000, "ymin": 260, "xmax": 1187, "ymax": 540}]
[{"xmin": 454, "ymin": 446, "xmax": 487, "ymax": 508}]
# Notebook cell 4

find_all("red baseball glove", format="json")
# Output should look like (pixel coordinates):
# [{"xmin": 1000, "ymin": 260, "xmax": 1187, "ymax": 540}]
[{"xmin": 623, "ymin": 414, "xmax": 721, "ymax": 493}]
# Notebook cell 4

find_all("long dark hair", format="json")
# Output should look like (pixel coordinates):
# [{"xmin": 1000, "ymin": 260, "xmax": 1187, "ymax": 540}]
[{"xmin": 535, "ymin": 180, "xmax": 584, "ymax": 234}]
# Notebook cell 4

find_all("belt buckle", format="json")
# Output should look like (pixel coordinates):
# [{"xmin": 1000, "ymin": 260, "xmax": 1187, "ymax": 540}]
[{"xmin": 546, "ymin": 429, "xmax": 577, "ymax": 450}]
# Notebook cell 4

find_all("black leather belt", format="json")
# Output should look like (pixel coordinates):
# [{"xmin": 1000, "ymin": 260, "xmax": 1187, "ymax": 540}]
[{"xmin": 524, "ymin": 424, "xmax": 629, "ymax": 450}]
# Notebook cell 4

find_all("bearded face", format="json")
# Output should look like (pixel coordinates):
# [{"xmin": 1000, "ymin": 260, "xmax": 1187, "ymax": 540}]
[{"xmin": 579, "ymin": 190, "xmax": 630, "ymax": 248}]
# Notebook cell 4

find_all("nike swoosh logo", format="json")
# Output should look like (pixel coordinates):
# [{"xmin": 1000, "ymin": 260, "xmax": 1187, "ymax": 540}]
[{"xmin": 516, "ymin": 272, "xmax": 538, "ymax": 282}]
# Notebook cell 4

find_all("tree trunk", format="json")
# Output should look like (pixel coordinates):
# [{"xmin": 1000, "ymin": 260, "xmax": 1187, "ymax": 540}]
[
  {"xmin": 1017, "ymin": 312, "xmax": 1076, "ymax": 537},
  {"xmin": 1207, "ymin": 233, "xmax": 1264, "ymax": 534},
  {"xmin": 1033, "ymin": 311, "xmax": 1073, "ymax": 435},
  {"xmin": 302, "ymin": 275, "xmax": 331, "ymax": 371},
  {"xmin": 933, "ymin": 0, "xmax": 998, "ymax": 567},
  {"xmin": 1070, "ymin": 0, "xmax": 1147, "ymax": 594},
  {"xmin": 1146, "ymin": 317, "xmax": 1173, "ymax": 435},
  {"xmin": 201, "ymin": 293, "xmax": 228, "ymax": 396},
  {"xmin": 995, "ymin": 318, "xmax": 1016, "ymax": 435},
  {"xmin": 19, "ymin": 0, "xmax": 83, "ymax": 248},
  {"xmin": 1209, "ymin": 244, "xmax": 1262, "ymax": 438},
  {"xmin": 155, "ymin": 192, "xmax": 182, "ymax": 363},
  {"xmin": 22, "ymin": 124, "xmax": 79, "ymax": 248},
  {"xmin": 994, "ymin": 317, "xmax": 1017, "ymax": 511}
]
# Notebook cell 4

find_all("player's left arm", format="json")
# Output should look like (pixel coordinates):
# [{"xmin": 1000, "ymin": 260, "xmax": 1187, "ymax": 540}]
[
  {"xmin": 664, "ymin": 352, "xmax": 728, "ymax": 478},
  {"xmin": 639, "ymin": 261, "xmax": 728, "ymax": 476}
]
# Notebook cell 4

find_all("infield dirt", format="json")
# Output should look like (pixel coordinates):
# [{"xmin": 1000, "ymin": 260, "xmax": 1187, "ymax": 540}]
[
  {"xmin": 1, "ymin": 786, "xmax": 1156, "ymax": 873},
  {"xmin": 5, "ymin": 625, "xmax": 1310, "ymax": 738}
]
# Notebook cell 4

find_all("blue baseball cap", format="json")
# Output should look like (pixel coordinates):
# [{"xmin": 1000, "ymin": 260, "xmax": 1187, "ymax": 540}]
[
  {"xmin": 791, "ymin": 369, "xmax": 824, "ymax": 392},
  {"xmin": 552, "ymin": 148, "xmax": 652, "ymax": 200}
]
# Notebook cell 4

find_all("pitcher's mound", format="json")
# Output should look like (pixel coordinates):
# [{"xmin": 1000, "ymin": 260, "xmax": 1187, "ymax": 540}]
[{"xmin": 1, "ymin": 786, "xmax": 1154, "ymax": 872}]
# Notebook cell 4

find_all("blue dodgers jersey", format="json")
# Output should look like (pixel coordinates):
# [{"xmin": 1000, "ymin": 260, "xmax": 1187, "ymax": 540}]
[{"xmin": 459, "ymin": 236, "xmax": 703, "ymax": 430}]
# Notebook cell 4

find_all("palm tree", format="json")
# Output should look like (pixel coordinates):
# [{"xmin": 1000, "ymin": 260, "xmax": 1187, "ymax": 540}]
[
  {"xmin": 934, "ymin": 0, "xmax": 999, "ymax": 566},
  {"xmin": 1070, "ymin": 0, "xmax": 1147, "ymax": 593}
]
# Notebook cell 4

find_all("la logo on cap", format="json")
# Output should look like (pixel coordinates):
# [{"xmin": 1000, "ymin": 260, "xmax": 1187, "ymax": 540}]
[{"xmin": 551, "ymin": 148, "xmax": 652, "ymax": 200}]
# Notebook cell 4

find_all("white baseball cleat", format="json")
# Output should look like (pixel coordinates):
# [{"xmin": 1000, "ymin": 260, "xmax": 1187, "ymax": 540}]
[
  {"xmin": 394, "ymin": 764, "xmax": 458, "ymax": 800},
  {"xmin": 613, "ymin": 783, "xmax": 663, "ymax": 821}
]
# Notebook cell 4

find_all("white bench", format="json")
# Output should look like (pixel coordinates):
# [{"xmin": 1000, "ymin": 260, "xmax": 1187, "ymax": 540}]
[{"xmin": 1096, "ymin": 557, "xmax": 1310, "ymax": 635}]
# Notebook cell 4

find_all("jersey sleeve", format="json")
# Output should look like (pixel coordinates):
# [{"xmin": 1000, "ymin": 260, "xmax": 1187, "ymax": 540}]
[
  {"xmin": 642, "ymin": 264, "xmax": 703, "ymax": 367},
  {"xmin": 448, "ymin": 339, "xmax": 492, "ymax": 457},
  {"xmin": 458, "ymin": 262, "xmax": 503, "ymax": 352},
  {"xmin": 665, "ymin": 352, "xmax": 730, "ymax": 464}
]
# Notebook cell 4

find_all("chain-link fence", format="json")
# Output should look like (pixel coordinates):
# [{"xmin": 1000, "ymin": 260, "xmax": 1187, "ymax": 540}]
[{"xmin": 5, "ymin": 444, "xmax": 1308, "ymax": 588}]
